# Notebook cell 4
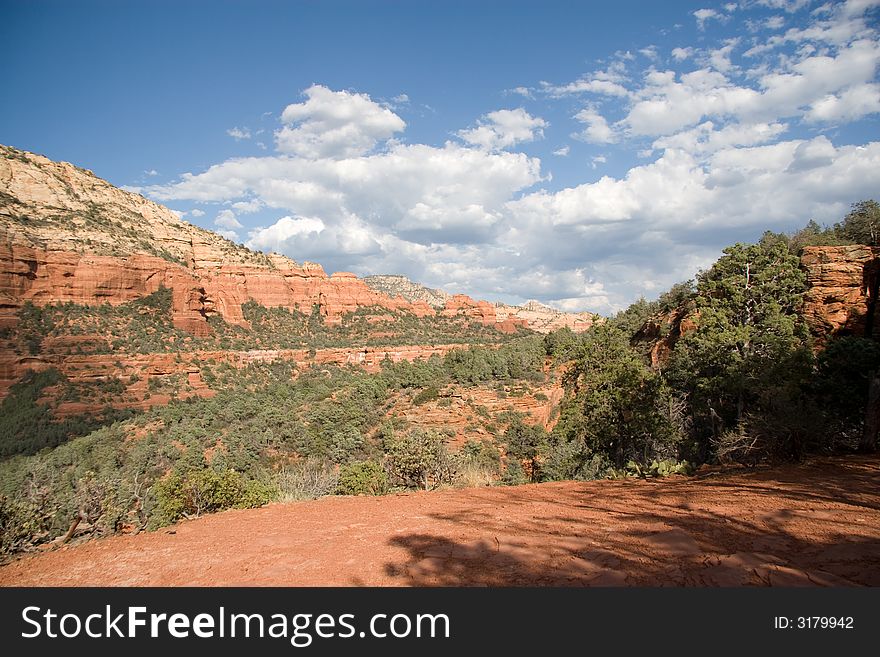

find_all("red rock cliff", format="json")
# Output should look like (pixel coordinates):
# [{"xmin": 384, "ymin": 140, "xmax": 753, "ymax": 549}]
[
  {"xmin": 0, "ymin": 145, "xmax": 535, "ymax": 334},
  {"xmin": 800, "ymin": 244, "xmax": 880, "ymax": 341}
]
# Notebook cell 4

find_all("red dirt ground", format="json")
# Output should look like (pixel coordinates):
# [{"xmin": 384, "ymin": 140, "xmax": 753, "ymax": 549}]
[{"xmin": 1, "ymin": 455, "xmax": 878, "ymax": 587}]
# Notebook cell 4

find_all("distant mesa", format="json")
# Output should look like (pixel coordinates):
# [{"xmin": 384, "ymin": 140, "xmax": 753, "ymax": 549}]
[
  {"xmin": 362, "ymin": 274, "xmax": 450, "ymax": 308},
  {"xmin": 362, "ymin": 275, "xmax": 598, "ymax": 334}
]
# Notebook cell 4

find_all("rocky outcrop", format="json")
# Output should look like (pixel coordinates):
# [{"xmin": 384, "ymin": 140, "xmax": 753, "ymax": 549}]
[
  {"xmin": 386, "ymin": 376, "xmax": 565, "ymax": 448},
  {"xmin": 0, "ymin": 236, "xmax": 430, "ymax": 331},
  {"xmin": 800, "ymin": 245, "xmax": 880, "ymax": 341},
  {"xmin": 440, "ymin": 294, "xmax": 501, "ymax": 325},
  {"xmin": 362, "ymin": 274, "xmax": 450, "ymax": 308},
  {"xmin": 495, "ymin": 300, "xmax": 597, "ymax": 334},
  {"xmin": 0, "ymin": 240, "xmax": 212, "ymax": 333},
  {"xmin": 364, "ymin": 274, "xmax": 597, "ymax": 333}
]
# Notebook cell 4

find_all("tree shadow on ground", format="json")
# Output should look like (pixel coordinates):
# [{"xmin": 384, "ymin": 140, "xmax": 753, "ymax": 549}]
[{"xmin": 382, "ymin": 456, "xmax": 880, "ymax": 587}]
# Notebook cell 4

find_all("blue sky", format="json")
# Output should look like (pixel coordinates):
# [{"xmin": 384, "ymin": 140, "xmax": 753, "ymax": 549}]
[{"xmin": 2, "ymin": 0, "xmax": 879, "ymax": 314}]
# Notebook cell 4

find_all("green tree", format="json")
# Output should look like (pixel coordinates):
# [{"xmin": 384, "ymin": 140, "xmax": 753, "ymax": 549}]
[
  {"xmin": 835, "ymin": 200, "xmax": 880, "ymax": 246},
  {"xmin": 812, "ymin": 336, "xmax": 880, "ymax": 444},
  {"xmin": 556, "ymin": 324, "xmax": 683, "ymax": 467},
  {"xmin": 503, "ymin": 418, "xmax": 547, "ymax": 482},
  {"xmin": 608, "ymin": 297, "xmax": 659, "ymax": 335},
  {"xmin": 384, "ymin": 429, "xmax": 452, "ymax": 490},
  {"xmin": 668, "ymin": 239, "xmax": 812, "ymax": 459},
  {"xmin": 657, "ymin": 280, "xmax": 696, "ymax": 313}
]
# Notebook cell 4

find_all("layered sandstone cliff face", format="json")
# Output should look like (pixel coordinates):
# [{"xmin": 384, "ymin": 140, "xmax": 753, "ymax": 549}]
[
  {"xmin": 800, "ymin": 245, "xmax": 880, "ymax": 341},
  {"xmin": 495, "ymin": 300, "xmax": 597, "ymax": 334},
  {"xmin": 0, "ymin": 145, "xmax": 530, "ymax": 333},
  {"xmin": 363, "ymin": 275, "xmax": 597, "ymax": 334}
]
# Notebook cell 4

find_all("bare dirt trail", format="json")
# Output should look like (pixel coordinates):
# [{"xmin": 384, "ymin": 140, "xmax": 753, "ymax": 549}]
[{"xmin": 1, "ymin": 455, "xmax": 878, "ymax": 587}]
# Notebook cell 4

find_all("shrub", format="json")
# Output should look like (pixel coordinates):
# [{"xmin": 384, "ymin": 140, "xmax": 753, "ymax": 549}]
[
  {"xmin": 384, "ymin": 429, "xmax": 454, "ymax": 490},
  {"xmin": 0, "ymin": 494, "xmax": 52, "ymax": 556},
  {"xmin": 336, "ymin": 461, "xmax": 388, "ymax": 496},
  {"xmin": 453, "ymin": 439, "xmax": 500, "ymax": 488},
  {"xmin": 503, "ymin": 419, "xmax": 547, "ymax": 482},
  {"xmin": 153, "ymin": 468, "xmax": 273, "ymax": 525},
  {"xmin": 274, "ymin": 459, "xmax": 338, "ymax": 501},
  {"xmin": 711, "ymin": 425, "xmax": 760, "ymax": 466},
  {"xmin": 609, "ymin": 459, "xmax": 693, "ymax": 479},
  {"xmin": 412, "ymin": 386, "xmax": 440, "ymax": 405},
  {"xmin": 501, "ymin": 459, "xmax": 529, "ymax": 486},
  {"xmin": 540, "ymin": 440, "xmax": 610, "ymax": 481}
]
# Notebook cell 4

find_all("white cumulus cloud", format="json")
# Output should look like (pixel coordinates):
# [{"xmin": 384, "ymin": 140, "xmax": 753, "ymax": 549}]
[
  {"xmin": 573, "ymin": 108, "xmax": 618, "ymax": 144},
  {"xmin": 694, "ymin": 8, "xmax": 724, "ymax": 30},
  {"xmin": 275, "ymin": 84, "xmax": 406, "ymax": 159},
  {"xmin": 214, "ymin": 209, "xmax": 243, "ymax": 230},
  {"xmin": 142, "ymin": 0, "xmax": 880, "ymax": 316},
  {"xmin": 458, "ymin": 108, "xmax": 548, "ymax": 151}
]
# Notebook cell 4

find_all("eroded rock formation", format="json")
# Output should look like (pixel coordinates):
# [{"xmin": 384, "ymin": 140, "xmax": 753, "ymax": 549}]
[
  {"xmin": 800, "ymin": 245, "xmax": 880, "ymax": 341},
  {"xmin": 0, "ymin": 145, "xmax": 537, "ymax": 334},
  {"xmin": 495, "ymin": 300, "xmax": 597, "ymax": 334}
]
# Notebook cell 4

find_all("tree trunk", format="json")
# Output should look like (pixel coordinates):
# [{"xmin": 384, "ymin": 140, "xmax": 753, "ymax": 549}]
[
  {"xmin": 60, "ymin": 512, "xmax": 83, "ymax": 544},
  {"xmin": 861, "ymin": 373, "xmax": 880, "ymax": 452}
]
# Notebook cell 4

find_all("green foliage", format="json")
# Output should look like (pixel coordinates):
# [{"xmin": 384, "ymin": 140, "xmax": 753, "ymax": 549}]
[
  {"xmin": 610, "ymin": 458, "xmax": 693, "ymax": 479},
  {"xmin": 812, "ymin": 336, "xmax": 880, "ymax": 445},
  {"xmin": 412, "ymin": 386, "xmax": 440, "ymax": 405},
  {"xmin": 459, "ymin": 439, "xmax": 500, "ymax": 471},
  {"xmin": 779, "ymin": 220, "xmax": 849, "ymax": 253},
  {"xmin": 609, "ymin": 297, "xmax": 659, "ymax": 335},
  {"xmin": 543, "ymin": 326, "xmax": 580, "ymax": 361},
  {"xmin": 0, "ymin": 369, "xmax": 133, "ymax": 457},
  {"xmin": 757, "ymin": 200, "xmax": 880, "ymax": 255},
  {"xmin": 336, "ymin": 460, "xmax": 388, "ymax": 496},
  {"xmin": 657, "ymin": 281, "xmax": 696, "ymax": 314},
  {"xmin": 384, "ymin": 428, "xmax": 453, "ymax": 490},
  {"xmin": 540, "ymin": 439, "xmax": 611, "ymax": 481},
  {"xmin": 501, "ymin": 459, "xmax": 529, "ymax": 485},
  {"xmin": 17, "ymin": 302, "xmax": 55, "ymax": 354},
  {"xmin": 834, "ymin": 200, "xmax": 880, "ymax": 246},
  {"xmin": 444, "ymin": 336, "xmax": 545, "ymax": 384},
  {"xmin": 0, "ymin": 493, "xmax": 53, "ymax": 555},
  {"xmin": 503, "ymin": 418, "xmax": 547, "ymax": 482},
  {"xmin": 556, "ymin": 325, "xmax": 684, "ymax": 467},
  {"xmin": 7, "ymin": 288, "xmax": 192, "ymax": 356},
  {"xmin": 668, "ymin": 239, "xmax": 812, "ymax": 459},
  {"xmin": 153, "ymin": 467, "xmax": 272, "ymax": 525}
]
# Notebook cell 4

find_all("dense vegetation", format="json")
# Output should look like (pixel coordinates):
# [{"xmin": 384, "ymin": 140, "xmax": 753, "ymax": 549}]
[
  {"xmin": 0, "ymin": 337, "xmax": 546, "ymax": 555},
  {"xmin": 0, "ymin": 289, "xmax": 525, "ymax": 459},
  {"xmin": 0, "ymin": 370, "xmax": 137, "ymax": 458},
  {"xmin": 543, "ymin": 200, "xmax": 880, "ymax": 478},
  {"xmin": 1, "ymin": 289, "xmax": 522, "ymax": 358}
]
